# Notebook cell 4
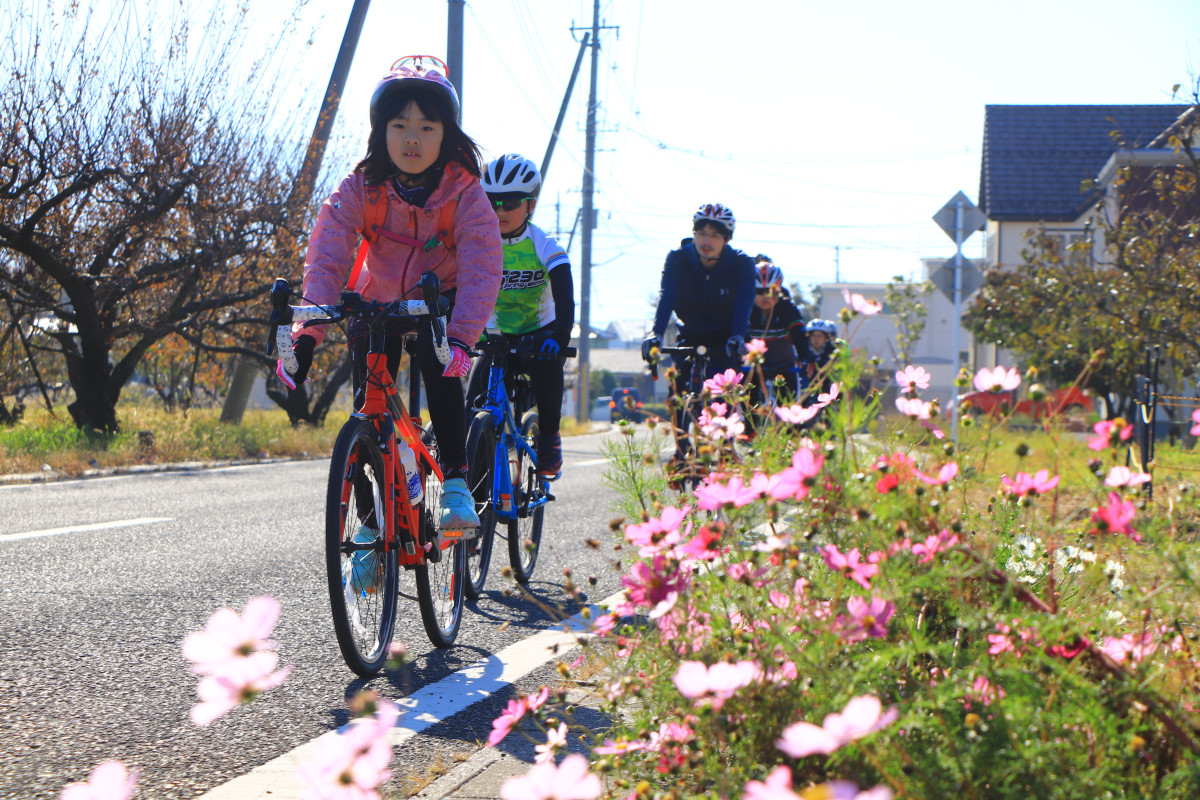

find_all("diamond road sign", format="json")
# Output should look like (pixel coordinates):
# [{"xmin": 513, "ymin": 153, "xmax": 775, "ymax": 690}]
[
  {"xmin": 929, "ymin": 258, "xmax": 984, "ymax": 303},
  {"xmin": 933, "ymin": 191, "xmax": 987, "ymax": 243}
]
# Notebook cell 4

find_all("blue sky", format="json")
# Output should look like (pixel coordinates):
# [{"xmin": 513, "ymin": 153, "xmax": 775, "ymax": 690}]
[{"xmin": 54, "ymin": 1, "xmax": 1200, "ymax": 327}]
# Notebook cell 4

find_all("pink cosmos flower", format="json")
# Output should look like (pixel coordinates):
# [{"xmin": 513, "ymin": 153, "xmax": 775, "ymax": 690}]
[
  {"xmin": 789, "ymin": 445, "xmax": 826, "ymax": 485},
  {"xmin": 839, "ymin": 596, "xmax": 895, "ymax": 642},
  {"xmin": 589, "ymin": 613, "xmax": 616, "ymax": 637},
  {"xmin": 819, "ymin": 545, "xmax": 879, "ymax": 590},
  {"xmin": 895, "ymin": 365, "xmax": 931, "ymax": 394},
  {"xmin": 673, "ymin": 660, "xmax": 761, "ymax": 709},
  {"xmin": 500, "ymin": 754, "xmax": 602, "ymax": 800},
  {"xmin": 703, "ymin": 368, "xmax": 743, "ymax": 397},
  {"xmin": 487, "ymin": 688, "xmax": 549, "ymax": 747},
  {"xmin": 999, "ymin": 469, "xmax": 1060, "ymax": 498},
  {"xmin": 973, "ymin": 365, "xmax": 1021, "ymax": 393},
  {"xmin": 60, "ymin": 761, "xmax": 138, "ymax": 800},
  {"xmin": 756, "ymin": 445, "xmax": 825, "ymax": 502},
  {"xmin": 534, "ymin": 722, "xmax": 570, "ymax": 765},
  {"xmin": 1087, "ymin": 419, "xmax": 1133, "ymax": 451},
  {"xmin": 1090, "ymin": 492, "xmax": 1140, "ymax": 541},
  {"xmin": 699, "ymin": 402, "xmax": 745, "ymax": 441},
  {"xmin": 775, "ymin": 402, "xmax": 823, "ymax": 425},
  {"xmin": 676, "ymin": 525, "xmax": 724, "ymax": 561},
  {"xmin": 644, "ymin": 721, "xmax": 695, "ymax": 754},
  {"xmin": 843, "ymin": 288, "xmax": 882, "ymax": 316},
  {"xmin": 894, "ymin": 396, "xmax": 933, "ymax": 420},
  {"xmin": 622, "ymin": 554, "xmax": 690, "ymax": 618},
  {"xmin": 1192, "ymin": 408, "xmax": 1200, "ymax": 436},
  {"xmin": 624, "ymin": 505, "xmax": 692, "ymax": 557},
  {"xmin": 1097, "ymin": 627, "xmax": 1182, "ymax": 665},
  {"xmin": 818, "ymin": 383, "xmax": 841, "ymax": 405},
  {"xmin": 191, "ymin": 651, "xmax": 292, "ymax": 726},
  {"xmin": 297, "ymin": 699, "xmax": 399, "ymax": 800},
  {"xmin": 917, "ymin": 461, "xmax": 959, "ymax": 486},
  {"xmin": 488, "ymin": 697, "xmax": 529, "ymax": 746},
  {"xmin": 743, "ymin": 766, "xmax": 802, "ymax": 800},
  {"xmin": 183, "ymin": 595, "xmax": 282, "ymax": 675},
  {"xmin": 592, "ymin": 737, "xmax": 649, "ymax": 756},
  {"xmin": 964, "ymin": 676, "xmax": 1005, "ymax": 708},
  {"xmin": 910, "ymin": 529, "xmax": 959, "ymax": 563},
  {"xmin": 1104, "ymin": 466, "xmax": 1151, "ymax": 488},
  {"xmin": 776, "ymin": 695, "xmax": 899, "ymax": 758},
  {"xmin": 743, "ymin": 338, "xmax": 769, "ymax": 365},
  {"xmin": 695, "ymin": 474, "xmax": 761, "ymax": 511}
]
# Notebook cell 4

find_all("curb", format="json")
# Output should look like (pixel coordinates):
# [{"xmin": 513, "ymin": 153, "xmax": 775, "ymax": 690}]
[{"xmin": 0, "ymin": 457, "xmax": 312, "ymax": 486}]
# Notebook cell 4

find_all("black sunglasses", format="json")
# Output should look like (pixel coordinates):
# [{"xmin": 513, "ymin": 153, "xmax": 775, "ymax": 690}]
[{"xmin": 489, "ymin": 197, "xmax": 531, "ymax": 212}]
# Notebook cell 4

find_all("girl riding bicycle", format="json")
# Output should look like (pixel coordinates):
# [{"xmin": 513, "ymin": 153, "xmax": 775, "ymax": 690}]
[
  {"xmin": 279, "ymin": 56, "xmax": 502, "ymax": 530},
  {"xmin": 475, "ymin": 153, "xmax": 575, "ymax": 480}
]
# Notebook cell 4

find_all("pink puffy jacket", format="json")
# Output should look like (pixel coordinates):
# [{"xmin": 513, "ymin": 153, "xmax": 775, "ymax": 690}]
[{"xmin": 300, "ymin": 161, "xmax": 502, "ymax": 347}]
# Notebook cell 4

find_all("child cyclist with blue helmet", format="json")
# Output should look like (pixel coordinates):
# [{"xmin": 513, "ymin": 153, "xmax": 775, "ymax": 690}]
[
  {"xmin": 278, "ymin": 56, "xmax": 502, "ymax": 530},
  {"xmin": 470, "ymin": 153, "xmax": 575, "ymax": 480}
]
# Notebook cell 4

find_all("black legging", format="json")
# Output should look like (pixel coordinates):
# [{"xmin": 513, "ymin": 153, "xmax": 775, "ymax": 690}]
[
  {"xmin": 349, "ymin": 311, "xmax": 468, "ymax": 481},
  {"xmin": 464, "ymin": 334, "xmax": 564, "ymax": 450}
]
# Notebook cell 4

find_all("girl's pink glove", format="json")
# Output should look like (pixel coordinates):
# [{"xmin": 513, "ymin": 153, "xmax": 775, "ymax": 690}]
[{"xmin": 442, "ymin": 343, "xmax": 472, "ymax": 378}]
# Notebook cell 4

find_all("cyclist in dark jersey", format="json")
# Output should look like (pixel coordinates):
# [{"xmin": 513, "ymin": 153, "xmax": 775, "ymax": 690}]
[
  {"xmin": 642, "ymin": 203, "xmax": 756, "ymax": 461},
  {"xmin": 746, "ymin": 255, "xmax": 806, "ymax": 403}
]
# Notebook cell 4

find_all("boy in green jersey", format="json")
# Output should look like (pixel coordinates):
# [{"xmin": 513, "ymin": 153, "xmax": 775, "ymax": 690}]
[{"xmin": 478, "ymin": 154, "xmax": 575, "ymax": 479}]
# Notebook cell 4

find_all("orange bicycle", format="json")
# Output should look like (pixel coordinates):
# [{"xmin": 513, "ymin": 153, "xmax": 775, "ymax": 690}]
[{"xmin": 269, "ymin": 272, "xmax": 468, "ymax": 676}]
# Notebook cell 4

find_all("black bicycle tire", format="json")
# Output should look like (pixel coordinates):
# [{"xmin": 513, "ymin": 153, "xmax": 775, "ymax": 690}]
[
  {"xmin": 464, "ymin": 412, "xmax": 498, "ymax": 599},
  {"xmin": 325, "ymin": 418, "xmax": 399, "ymax": 677},
  {"xmin": 415, "ymin": 425, "xmax": 466, "ymax": 647},
  {"xmin": 507, "ymin": 410, "xmax": 545, "ymax": 584}
]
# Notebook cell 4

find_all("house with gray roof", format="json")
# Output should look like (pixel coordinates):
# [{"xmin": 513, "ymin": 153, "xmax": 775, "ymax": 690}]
[
  {"xmin": 978, "ymin": 104, "xmax": 1185, "ymax": 269},
  {"xmin": 974, "ymin": 104, "xmax": 1189, "ymax": 370}
]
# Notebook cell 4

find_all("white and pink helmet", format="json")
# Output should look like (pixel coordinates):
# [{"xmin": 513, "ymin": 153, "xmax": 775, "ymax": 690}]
[
  {"xmin": 370, "ymin": 55, "xmax": 460, "ymax": 127},
  {"xmin": 693, "ymin": 202, "xmax": 735, "ymax": 237}
]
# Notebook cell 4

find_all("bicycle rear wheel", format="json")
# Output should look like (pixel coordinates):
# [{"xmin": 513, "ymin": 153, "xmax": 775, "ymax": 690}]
[
  {"xmin": 507, "ymin": 411, "xmax": 545, "ymax": 584},
  {"xmin": 415, "ymin": 425, "xmax": 466, "ymax": 647},
  {"xmin": 326, "ymin": 418, "xmax": 399, "ymax": 677},
  {"xmin": 464, "ymin": 412, "xmax": 498, "ymax": 599}
]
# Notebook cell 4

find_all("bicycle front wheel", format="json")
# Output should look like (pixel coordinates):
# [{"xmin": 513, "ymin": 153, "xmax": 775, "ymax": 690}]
[
  {"xmin": 326, "ymin": 418, "xmax": 399, "ymax": 677},
  {"xmin": 507, "ymin": 410, "xmax": 545, "ymax": 584},
  {"xmin": 415, "ymin": 425, "xmax": 466, "ymax": 647},
  {"xmin": 464, "ymin": 412, "xmax": 498, "ymax": 599}
]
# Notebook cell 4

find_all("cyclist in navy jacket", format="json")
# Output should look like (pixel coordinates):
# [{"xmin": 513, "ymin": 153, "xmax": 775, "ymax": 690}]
[{"xmin": 642, "ymin": 203, "xmax": 756, "ymax": 459}]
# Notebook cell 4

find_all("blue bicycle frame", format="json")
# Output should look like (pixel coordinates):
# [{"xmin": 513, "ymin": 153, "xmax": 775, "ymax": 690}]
[{"xmin": 477, "ymin": 353, "xmax": 549, "ymax": 525}]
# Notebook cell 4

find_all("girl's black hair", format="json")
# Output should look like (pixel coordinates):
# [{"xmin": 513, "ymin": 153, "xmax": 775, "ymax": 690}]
[{"xmin": 355, "ymin": 83, "xmax": 483, "ymax": 183}]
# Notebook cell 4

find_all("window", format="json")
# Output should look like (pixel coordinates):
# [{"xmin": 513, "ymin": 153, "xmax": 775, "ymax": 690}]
[{"xmin": 1041, "ymin": 229, "xmax": 1090, "ymax": 268}]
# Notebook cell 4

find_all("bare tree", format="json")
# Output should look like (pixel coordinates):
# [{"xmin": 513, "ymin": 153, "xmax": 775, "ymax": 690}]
[{"xmin": 0, "ymin": 1, "xmax": 324, "ymax": 431}]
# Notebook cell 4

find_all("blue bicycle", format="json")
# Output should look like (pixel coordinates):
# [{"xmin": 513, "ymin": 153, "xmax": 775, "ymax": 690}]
[{"xmin": 462, "ymin": 332, "xmax": 576, "ymax": 596}]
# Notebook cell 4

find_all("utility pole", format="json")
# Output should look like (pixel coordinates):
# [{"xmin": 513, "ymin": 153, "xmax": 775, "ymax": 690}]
[
  {"xmin": 221, "ymin": 0, "xmax": 372, "ymax": 424},
  {"xmin": 446, "ymin": 0, "xmax": 465, "ymax": 104},
  {"xmin": 574, "ymin": 1, "xmax": 616, "ymax": 423}
]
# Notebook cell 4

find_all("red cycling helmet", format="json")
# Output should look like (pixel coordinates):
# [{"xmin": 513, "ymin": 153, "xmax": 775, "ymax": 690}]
[{"xmin": 370, "ymin": 55, "xmax": 460, "ymax": 127}]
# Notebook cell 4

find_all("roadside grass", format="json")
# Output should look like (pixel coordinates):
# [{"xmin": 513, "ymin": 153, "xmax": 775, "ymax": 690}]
[{"xmin": 0, "ymin": 399, "xmax": 603, "ymax": 477}]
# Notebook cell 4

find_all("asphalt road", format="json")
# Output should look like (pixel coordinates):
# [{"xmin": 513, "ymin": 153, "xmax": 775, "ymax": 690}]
[{"xmin": 0, "ymin": 426, "xmax": 631, "ymax": 799}]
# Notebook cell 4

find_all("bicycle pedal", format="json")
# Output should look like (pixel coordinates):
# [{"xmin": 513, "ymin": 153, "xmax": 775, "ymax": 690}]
[{"xmin": 544, "ymin": 491, "xmax": 556, "ymax": 502}]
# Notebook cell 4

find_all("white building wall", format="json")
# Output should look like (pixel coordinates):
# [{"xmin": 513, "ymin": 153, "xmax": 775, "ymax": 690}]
[{"xmin": 818, "ymin": 269, "xmax": 973, "ymax": 409}]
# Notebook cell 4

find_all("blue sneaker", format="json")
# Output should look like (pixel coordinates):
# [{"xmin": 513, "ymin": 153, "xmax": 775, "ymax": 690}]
[
  {"xmin": 350, "ymin": 525, "xmax": 381, "ymax": 594},
  {"xmin": 439, "ymin": 477, "xmax": 479, "ymax": 530}
]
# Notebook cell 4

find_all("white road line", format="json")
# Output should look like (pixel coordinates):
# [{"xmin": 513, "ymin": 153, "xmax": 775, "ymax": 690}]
[
  {"xmin": 575, "ymin": 457, "xmax": 609, "ymax": 467},
  {"xmin": 198, "ymin": 589, "xmax": 626, "ymax": 800},
  {"xmin": 0, "ymin": 517, "xmax": 173, "ymax": 543}
]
